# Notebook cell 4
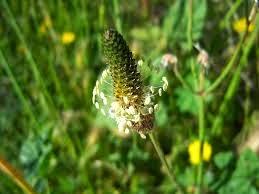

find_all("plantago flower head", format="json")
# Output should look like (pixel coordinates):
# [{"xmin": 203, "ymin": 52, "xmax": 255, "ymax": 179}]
[{"xmin": 92, "ymin": 29, "xmax": 168, "ymax": 139}]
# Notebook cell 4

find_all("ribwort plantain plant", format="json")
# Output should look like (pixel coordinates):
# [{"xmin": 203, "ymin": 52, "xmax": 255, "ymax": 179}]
[
  {"xmin": 93, "ymin": 29, "xmax": 168, "ymax": 138},
  {"xmin": 92, "ymin": 29, "xmax": 183, "ymax": 192}
]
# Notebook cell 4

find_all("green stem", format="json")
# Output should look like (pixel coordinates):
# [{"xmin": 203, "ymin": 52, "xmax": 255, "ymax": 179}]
[
  {"xmin": 206, "ymin": 2, "xmax": 258, "ymax": 94},
  {"xmin": 112, "ymin": 0, "xmax": 122, "ymax": 33},
  {"xmin": 2, "ymin": 0, "xmax": 57, "ymax": 117},
  {"xmin": 205, "ymin": 34, "xmax": 244, "ymax": 94},
  {"xmin": 0, "ymin": 50, "xmax": 38, "ymax": 128},
  {"xmin": 38, "ymin": 0, "xmax": 70, "ymax": 109},
  {"xmin": 173, "ymin": 64, "xmax": 193, "ymax": 92},
  {"xmin": 220, "ymin": 0, "xmax": 243, "ymax": 29},
  {"xmin": 149, "ymin": 133, "xmax": 184, "ymax": 194},
  {"xmin": 195, "ymin": 67, "xmax": 205, "ymax": 194},
  {"xmin": 211, "ymin": 24, "xmax": 258, "ymax": 135},
  {"xmin": 187, "ymin": 0, "xmax": 193, "ymax": 51},
  {"xmin": 0, "ymin": 157, "xmax": 37, "ymax": 194}
]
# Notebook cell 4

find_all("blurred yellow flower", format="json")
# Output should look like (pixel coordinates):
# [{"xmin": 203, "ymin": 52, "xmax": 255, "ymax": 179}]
[
  {"xmin": 61, "ymin": 32, "xmax": 75, "ymax": 45},
  {"xmin": 39, "ymin": 16, "xmax": 52, "ymax": 34},
  {"xmin": 233, "ymin": 18, "xmax": 255, "ymax": 33},
  {"xmin": 188, "ymin": 140, "xmax": 212, "ymax": 165}
]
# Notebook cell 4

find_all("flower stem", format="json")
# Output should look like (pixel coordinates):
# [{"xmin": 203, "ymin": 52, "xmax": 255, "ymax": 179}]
[
  {"xmin": 173, "ymin": 64, "xmax": 194, "ymax": 93},
  {"xmin": 187, "ymin": 0, "xmax": 193, "ymax": 51},
  {"xmin": 149, "ymin": 133, "xmax": 184, "ymax": 194},
  {"xmin": 212, "ymin": 23, "xmax": 258, "ymax": 135},
  {"xmin": 196, "ymin": 98, "xmax": 205, "ymax": 194},
  {"xmin": 196, "ymin": 65, "xmax": 206, "ymax": 194},
  {"xmin": 0, "ymin": 157, "xmax": 37, "ymax": 194},
  {"xmin": 112, "ymin": 0, "xmax": 122, "ymax": 33},
  {"xmin": 205, "ymin": 2, "xmax": 258, "ymax": 94}
]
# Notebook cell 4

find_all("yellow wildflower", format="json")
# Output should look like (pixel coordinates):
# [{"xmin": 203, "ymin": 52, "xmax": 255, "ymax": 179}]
[
  {"xmin": 39, "ymin": 16, "xmax": 52, "ymax": 34},
  {"xmin": 233, "ymin": 18, "xmax": 255, "ymax": 33},
  {"xmin": 188, "ymin": 140, "xmax": 212, "ymax": 165},
  {"xmin": 61, "ymin": 32, "xmax": 76, "ymax": 45}
]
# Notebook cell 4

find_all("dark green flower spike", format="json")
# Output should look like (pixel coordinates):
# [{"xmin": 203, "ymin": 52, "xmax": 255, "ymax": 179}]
[
  {"xmin": 92, "ymin": 29, "xmax": 169, "ymax": 138},
  {"xmin": 102, "ymin": 29, "xmax": 143, "ymax": 106}
]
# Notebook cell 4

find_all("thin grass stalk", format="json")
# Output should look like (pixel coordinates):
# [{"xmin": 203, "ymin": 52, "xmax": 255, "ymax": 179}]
[
  {"xmin": 38, "ymin": 0, "xmax": 69, "ymax": 108},
  {"xmin": 0, "ymin": 50, "xmax": 38, "ymax": 128},
  {"xmin": 149, "ymin": 133, "xmax": 184, "ymax": 194},
  {"xmin": 2, "ymin": 0, "xmax": 57, "ymax": 116},
  {"xmin": 173, "ymin": 64, "xmax": 194, "ymax": 92},
  {"xmin": 187, "ymin": 0, "xmax": 198, "ymax": 89},
  {"xmin": 195, "ymin": 67, "xmax": 205, "ymax": 194},
  {"xmin": 187, "ymin": 0, "xmax": 193, "ymax": 51},
  {"xmin": 0, "ymin": 157, "xmax": 37, "ymax": 194},
  {"xmin": 212, "ymin": 22, "xmax": 258, "ymax": 135},
  {"xmin": 112, "ymin": 0, "xmax": 122, "ymax": 33},
  {"xmin": 206, "ymin": 2, "xmax": 258, "ymax": 94},
  {"xmin": 220, "ymin": 0, "xmax": 243, "ymax": 29}
]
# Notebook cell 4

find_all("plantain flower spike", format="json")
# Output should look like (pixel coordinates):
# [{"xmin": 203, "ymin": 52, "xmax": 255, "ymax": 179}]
[{"xmin": 92, "ymin": 29, "xmax": 168, "ymax": 139}]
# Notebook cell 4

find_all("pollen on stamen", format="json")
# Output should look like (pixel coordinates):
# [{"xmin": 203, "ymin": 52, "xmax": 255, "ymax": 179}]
[
  {"xmin": 138, "ymin": 60, "xmax": 144, "ymax": 66},
  {"xmin": 158, "ymin": 88, "xmax": 162, "ymax": 96},
  {"xmin": 150, "ymin": 86, "xmax": 155, "ymax": 94},
  {"xmin": 123, "ymin": 96, "xmax": 129, "ymax": 105},
  {"xmin": 154, "ymin": 104, "xmax": 159, "ymax": 111},
  {"xmin": 118, "ymin": 118, "xmax": 127, "ymax": 131},
  {"xmin": 144, "ymin": 96, "xmax": 151, "ymax": 105},
  {"xmin": 126, "ymin": 106, "xmax": 136, "ymax": 115},
  {"xmin": 162, "ymin": 77, "xmax": 168, "ymax": 91},
  {"xmin": 92, "ymin": 94, "xmax": 96, "ymax": 104},
  {"xmin": 134, "ymin": 114, "xmax": 141, "ymax": 122},
  {"xmin": 95, "ymin": 102, "xmax": 100, "ymax": 109},
  {"xmin": 127, "ymin": 121, "xmax": 132, "ymax": 127},
  {"xmin": 125, "ymin": 128, "xmax": 130, "ymax": 134},
  {"xmin": 139, "ymin": 133, "xmax": 146, "ymax": 139},
  {"xmin": 148, "ymin": 107, "xmax": 153, "ymax": 114}
]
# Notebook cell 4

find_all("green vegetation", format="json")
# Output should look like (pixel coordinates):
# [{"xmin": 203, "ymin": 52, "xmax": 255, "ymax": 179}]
[{"xmin": 0, "ymin": 0, "xmax": 258, "ymax": 194}]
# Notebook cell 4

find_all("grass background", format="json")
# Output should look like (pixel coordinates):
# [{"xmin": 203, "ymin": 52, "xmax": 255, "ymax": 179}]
[{"xmin": 0, "ymin": 0, "xmax": 259, "ymax": 194}]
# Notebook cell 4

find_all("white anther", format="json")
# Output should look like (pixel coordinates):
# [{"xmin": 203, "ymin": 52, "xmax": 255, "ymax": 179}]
[
  {"xmin": 102, "ymin": 69, "xmax": 107, "ymax": 78},
  {"xmin": 94, "ymin": 86, "xmax": 100, "ymax": 96},
  {"xmin": 150, "ymin": 86, "xmax": 155, "ymax": 94},
  {"xmin": 162, "ymin": 76, "xmax": 168, "ymax": 85},
  {"xmin": 111, "ymin": 102, "xmax": 120, "ymax": 111},
  {"xmin": 96, "ymin": 80, "xmax": 99, "ymax": 90},
  {"xmin": 109, "ymin": 108, "xmax": 115, "ymax": 118},
  {"xmin": 124, "ymin": 128, "xmax": 130, "ymax": 134},
  {"xmin": 100, "ymin": 92, "xmax": 105, "ymax": 99},
  {"xmin": 139, "ymin": 133, "xmax": 146, "ymax": 139},
  {"xmin": 148, "ymin": 107, "xmax": 153, "ymax": 114},
  {"xmin": 158, "ymin": 88, "xmax": 162, "ymax": 96},
  {"xmin": 154, "ymin": 104, "xmax": 159, "ymax": 111},
  {"xmin": 123, "ymin": 96, "xmax": 129, "ymax": 105},
  {"xmin": 118, "ymin": 118, "xmax": 127, "ymax": 131},
  {"xmin": 163, "ymin": 84, "xmax": 168, "ymax": 91},
  {"xmin": 134, "ymin": 114, "xmax": 141, "ymax": 122},
  {"xmin": 101, "ymin": 109, "xmax": 106, "ymax": 116},
  {"xmin": 162, "ymin": 77, "xmax": 168, "ymax": 91},
  {"xmin": 127, "ymin": 121, "xmax": 132, "ymax": 127},
  {"xmin": 95, "ymin": 102, "xmax": 99, "ymax": 109},
  {"xmin": 92, "ymin": 94, "xmax": 96, "ymax": 104},
  {"xmin": 138, "ymin": 60, "xmax": 144, "ymax": 66},
  {"xmin": 144, "ymin": 96, "xmax": 151, "ymax": 105},
  {"xmin": 93, "ymin": 87, "xmax": 97, "ymax": 96},
  {"xmin": 126, "ymin": 106, "xmax": 136, "ymax": 115},
  {"xmin": 102, "ymin": 97, "xmax": 107, "ymax": 105}
]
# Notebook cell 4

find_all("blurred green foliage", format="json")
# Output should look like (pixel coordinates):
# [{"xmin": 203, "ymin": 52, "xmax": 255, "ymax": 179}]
[{"xmin": 0, "ymin": 0, "xmax": 259, "ymax": 194}]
